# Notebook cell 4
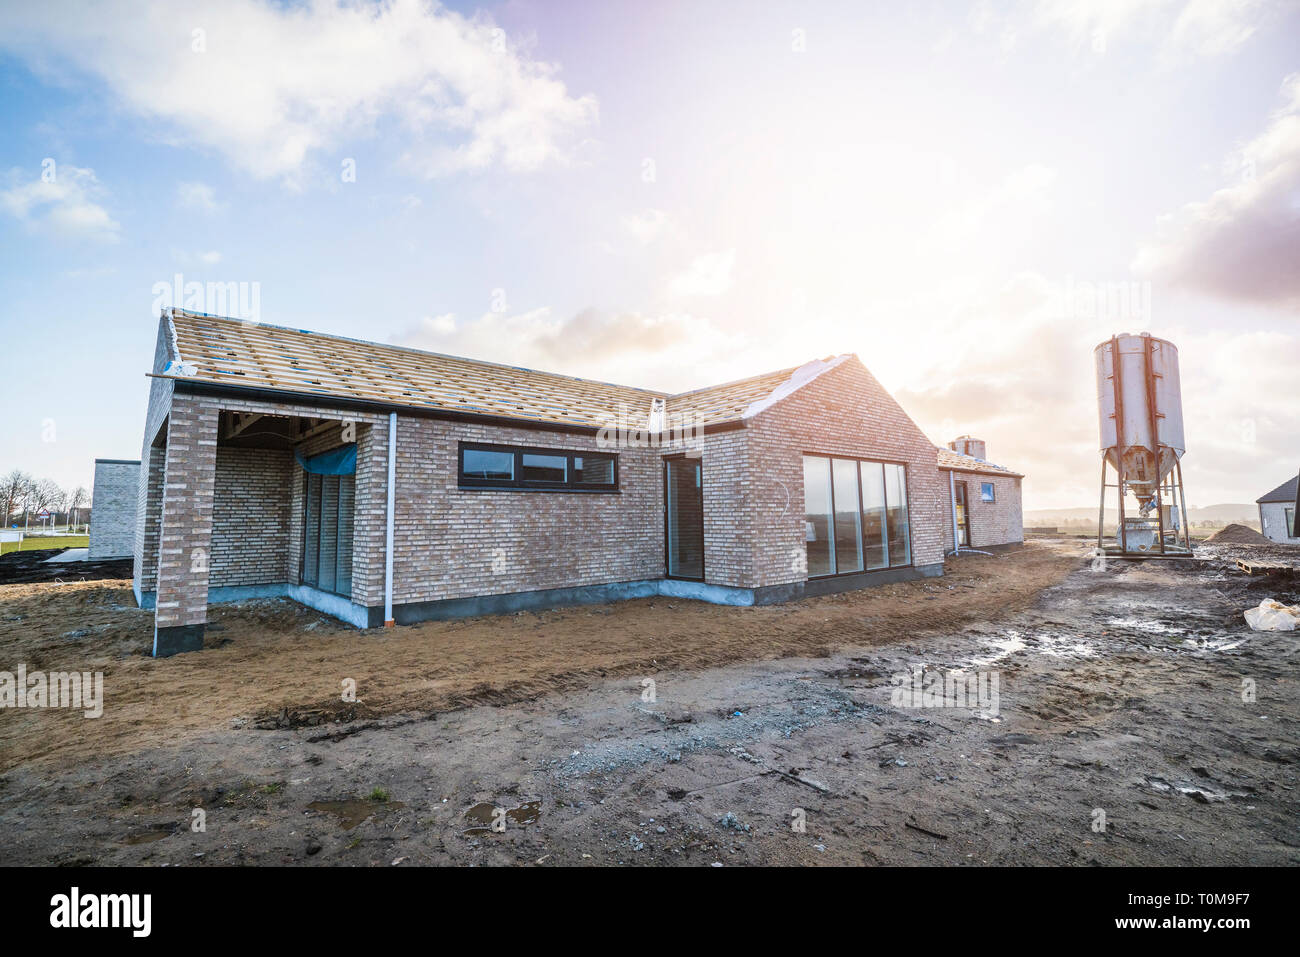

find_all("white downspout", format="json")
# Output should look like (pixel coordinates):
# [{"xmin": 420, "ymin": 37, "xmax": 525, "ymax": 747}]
[
  {"xmin": 948, "ymin": 469, "xmax": 960, "ymax": 557},
  {"xmin": 384, "ymin": 412, "xmax": 396, "ymax": 627}
]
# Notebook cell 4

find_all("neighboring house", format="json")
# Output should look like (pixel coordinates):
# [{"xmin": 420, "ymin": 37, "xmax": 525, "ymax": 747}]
[
  {"xmin": 133, "ymin": 309, "xmax": 1020, "ymax": 656},
  {"xmin": 938, "ymin": 436, "xmax": 1024, "ymax": 551},
  {"xmin": 1256, "ymin": 475, "xmax": 1299, "ymax": 545},
  {"xmin": 87, "ymin": 458, "xmax": 141, "ymax": 559}
]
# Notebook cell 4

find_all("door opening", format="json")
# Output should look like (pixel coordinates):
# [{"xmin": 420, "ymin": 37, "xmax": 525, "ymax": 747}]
[{"xmin": 664, "ymin": 456, "xmax": 704, "ymax": 580}]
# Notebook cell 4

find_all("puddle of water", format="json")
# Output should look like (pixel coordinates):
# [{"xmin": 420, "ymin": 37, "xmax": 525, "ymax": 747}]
[
  {"xmin": 1181, "ymin": 636, "xmax": 1245, "ymax": 652},
  {"xmin": 1037, "ymin": 632, "xmax": 1100, "ymax": 659},
  {"xmin": 463, "ymin": 800, "xmax": 541, "ymax": 835},
  {"xmin": 122, "ymin": 829, "xmax": 171, "ymax": 845},
  {"xmin": 308, "ymin": 798, "xmax": 406, "ymax": 830},
  {"xmin": 967, "ymin": 633, "xmax": 1027, "ymax": 668},
  {"xmin": 1106, "ymin": 617, "xmax": 1185, "ymax": 635}
]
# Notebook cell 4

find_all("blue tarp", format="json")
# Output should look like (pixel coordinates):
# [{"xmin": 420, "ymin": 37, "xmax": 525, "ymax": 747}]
[{"xmin": 296, "ymin": 443, "xmax": 356, "ymax": 475}]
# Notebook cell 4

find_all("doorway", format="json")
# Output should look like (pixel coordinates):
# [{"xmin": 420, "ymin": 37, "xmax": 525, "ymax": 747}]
[
  {"xmin": 301, "ymin": 472, "xmax": 355, "ymax": 597},
  {"xmin": 664, "ymin": 456, "xmax": 704, "ymax": 580},
  {"xmin": 954, "ymin": 480, "xmax": 971, "ymax": 547}
]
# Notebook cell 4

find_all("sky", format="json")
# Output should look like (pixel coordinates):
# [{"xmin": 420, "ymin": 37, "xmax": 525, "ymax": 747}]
[{"xmin": 0, "ymin": 0, "xmax": 1296, "ymax": 510}]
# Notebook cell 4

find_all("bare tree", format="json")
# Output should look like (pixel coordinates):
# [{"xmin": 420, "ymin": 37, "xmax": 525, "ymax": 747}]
[
  {"xmin": 0, "ymin": 470, "xmax": 28, "ymax": 528},
  {"xmin": 69, "ymin": 486, "xmax": 89, "ymax": 532}
]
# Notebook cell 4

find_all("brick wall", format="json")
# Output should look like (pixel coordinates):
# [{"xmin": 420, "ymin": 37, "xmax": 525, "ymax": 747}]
[
  {"xmin": 942, "ymin": 470, "xmax": 1024, "ymax": 549},
  {"xmin": 132, "ymin": 317, "xmax": 175, "ymax": 594},
  {"xmin": 387, "ymin": 416, "xmax": 663, "ymax": 604},
  {"xmin": 210, "ymin": 447, "xmax": 293, "ymax": 587},
  {"xmin": 741, "ymin": 358, "xmax": 950, "ymax": 588},
  {"xmin": 153, "ymin": 397, "xmax": 218, "ymax": 629},
  {"xmin": 89, "ymin": 460, "xmax": 140, "ymax": 559}
]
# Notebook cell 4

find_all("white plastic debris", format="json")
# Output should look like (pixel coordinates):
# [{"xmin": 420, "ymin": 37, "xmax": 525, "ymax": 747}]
[{"xmin": 1243, "ymin": 598, "xmax": 1300, "ymax": 632}]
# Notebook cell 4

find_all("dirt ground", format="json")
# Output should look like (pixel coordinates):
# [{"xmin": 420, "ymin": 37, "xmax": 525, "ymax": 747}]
[{"xmin": 0, "ymin": 540, "xmax": 1296, "ymax": 866}]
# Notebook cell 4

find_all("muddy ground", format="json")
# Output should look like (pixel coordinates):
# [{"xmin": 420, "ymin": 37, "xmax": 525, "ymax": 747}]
[{"xmin": 0, "ymin": 541, "xmax": 1296, "ymax": 866}]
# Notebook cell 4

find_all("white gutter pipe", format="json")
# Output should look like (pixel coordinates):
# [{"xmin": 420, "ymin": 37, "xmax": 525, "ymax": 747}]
[
  {"xmin": 948, "ymin": 469, "xmax": 961, "ymax": 557},
  {"xmin": 384, "ymin": 412, "xmax": 396, "ymax": 627}
]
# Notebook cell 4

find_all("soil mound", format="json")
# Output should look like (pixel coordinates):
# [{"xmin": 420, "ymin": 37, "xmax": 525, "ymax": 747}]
[{"xmin": 1206, "ymin": 524, "xmax": 1270, "ymax": 545}]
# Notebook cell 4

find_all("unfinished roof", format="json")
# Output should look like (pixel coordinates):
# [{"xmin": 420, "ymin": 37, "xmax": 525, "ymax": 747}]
[
  {"xmin": 1257, "ymin": 474, "xmax": 1299, "ymax": 504},
  {"xmin": 156, "ymin": 310, "xmax": 854, "ymax": 430},
  {"xmin": 164, "ymin": 309, "xmax": 664, "ymax": 429},
  {"xmin": 936, "ymin": 447, "xmax": 1023, "ymax": 478}
]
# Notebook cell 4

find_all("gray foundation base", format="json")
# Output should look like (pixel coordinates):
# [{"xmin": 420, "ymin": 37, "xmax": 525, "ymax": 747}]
[
  {"xmin": 138, "ymin": 563, "xmax": 944, "ymax": 635},
  {"xmin": 153, "ymin": 623, "xmax": 205, "ymax": 657}
]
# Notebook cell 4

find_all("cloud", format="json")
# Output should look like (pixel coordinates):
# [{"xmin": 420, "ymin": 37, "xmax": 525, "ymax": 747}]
[
  {"xmin": 0, "ymin": 0, "xmax": 597, "ymax": 182},
  {"xmin": 0, "ymin": 165, "xmax": 119, "ymax": 241},
  {"xmin": 977, "ymin": 0, "xmax": 1272, "ymax": 60},
  {"xmin": 176, "ymin": 181, "xmax": 224, "ymax": 213},
  {"xmin": 396, "ymin": 306, "xmax": 746, "ymax": 392},
  {"xmin": 621, "ymin": 209, "xmax": 669, "ymax": 245},
  {"xmin": 667, "ymin": 249, "xmax": 736, "ymax": 298},
  {"xmin": 1133, "ymin": 73, "xmax": 1300, "ymax": 308}
]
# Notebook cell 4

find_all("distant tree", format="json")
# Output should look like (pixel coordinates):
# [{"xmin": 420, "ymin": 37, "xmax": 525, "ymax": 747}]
[
  {"xmin": 0, "ymin": 470, "xmax": 29, "ymax": 527},
  {"xmin": 69, "ymin": 486, "xmax": 89, "ymax": 531}
]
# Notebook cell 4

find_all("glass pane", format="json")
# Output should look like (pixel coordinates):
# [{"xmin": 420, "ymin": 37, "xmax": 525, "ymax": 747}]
[
  {"xmin": 859, "ymin": 461, "xmax": 888, "ymax": 569},
  {"xmin": 885, "ymin": 464, "xmax": 911, "ymax": 566},
  {"xmin": 981, "ymin": 482, "xmax": 995, "ymax": 502},
  {"xmin": 302, "ymin": 473, "xmax": 320, "ymax": 586},
  {"xmin": 336, "ymin": 474, "xmax": 354, "ymax": 597},
  {"xmin": 666, "ymin": 458, "xmax": 703, "ymax": 578},
  {"xmin": 832, "ymin": 458, "xmax": 863, "ymax": 573},
  {"xmin": 317, "ymin": 475, "xmax": 338, "ymax": 592},
  {"xmin": 803, "ymin": 456, "xmax": 834, "ymax": 577},
  {"xmin": 521, "ymin": 452, "xmax": 567, "ymax": 483},
  {"xmin": 463, "ymin": 448, "xmax": 513, "ymax": 480},
  {"xmin": 574, "ymin": 455, "xmax": 614, "ymax": 485}
]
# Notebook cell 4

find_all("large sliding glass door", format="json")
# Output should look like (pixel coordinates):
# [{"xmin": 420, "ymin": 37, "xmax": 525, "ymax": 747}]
[
  {"xmin": 665, "ymin": 456, "xmax": 704, "ymax": 580},
  {"xmin": 803, "ymin": 455, "xmax": 912, "ymax": 578},
  {"xmin": 301, "ymin": 472, "xmax": 355, "ymax": 597}
]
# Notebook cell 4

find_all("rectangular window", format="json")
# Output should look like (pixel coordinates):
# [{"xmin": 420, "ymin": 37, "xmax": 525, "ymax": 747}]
[
  {"xmin": 981, "ymin": 481, "xmax": 996, "ymax": 502},
  {"xmin": 458, "ymin": 442, "xmax": 618, "ymax": 491},
  {"xmin": 520, "ymin": 452, "xmax": 567, "ymax": 483},
  {"xmin": 803, "ymin": 456, "xmax": 835, "ymax": 577},
  {"xmin": 859, "ymin": 461, "xmax": 888, "ymax": 570},
  {"xmin": 1287, "ymin": 507, "xmax": 1296, "ymax": 538},
  {"xmin": 804, "ymin": 454, "xmax": 911, "ymax": 578},
  {"xmin": 832, "ymin": 458, "xmax": 863, "ymax": 573},
  {"xmin": 574, "ymin": 455, "xmax": 615, "ymax": 486},
  {"xmin": 885, "ymin": 463, "xmax": 911, "ymax": 567},
  {"xmin": 462, "ymin": 448, "xmax": 514, "ymax": 481}
]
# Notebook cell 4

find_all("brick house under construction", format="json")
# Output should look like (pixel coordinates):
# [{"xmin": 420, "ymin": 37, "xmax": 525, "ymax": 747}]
[{"xmin": 133, "ymin": 309, "xmax": 1024, "ymax": 656}]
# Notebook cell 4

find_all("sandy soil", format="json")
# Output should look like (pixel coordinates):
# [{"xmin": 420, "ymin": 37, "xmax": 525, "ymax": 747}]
[
  {"xmin": 1, "ymin": 541, "xmax": 1296, "ymax": 866},
  {"xmin": 0, "ymin": 544, "xmax": 1073, "ymax": 771}
]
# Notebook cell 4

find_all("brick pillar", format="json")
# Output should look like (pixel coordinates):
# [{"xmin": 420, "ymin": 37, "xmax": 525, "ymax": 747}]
[{"xmin": 152, "ymin": 400, "xmax": 218, "ymax": 657}]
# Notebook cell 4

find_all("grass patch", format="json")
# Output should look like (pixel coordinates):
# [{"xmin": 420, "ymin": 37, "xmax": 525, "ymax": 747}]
[
  {"xmin": 367, "ymin": 787, "xmax": 390, "ymax": 802},
  {"xmin": 0, "ymin": 535, "xmax": 89, "ymax": 556}
]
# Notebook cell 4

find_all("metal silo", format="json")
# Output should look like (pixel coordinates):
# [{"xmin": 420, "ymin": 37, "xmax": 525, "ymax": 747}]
[{"xmin": 1094, "ymin": 333, "xmax": 1193, "ymax": 556}]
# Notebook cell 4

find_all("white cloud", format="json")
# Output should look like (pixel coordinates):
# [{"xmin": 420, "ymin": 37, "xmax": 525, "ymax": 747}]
[
  {"xmin": 621, "ymin": 209, "xmax": 668, "ymax": 244},
  {"xmin": 1133, "ymin": 73, "xmax": 1300, "ymax": 308},
  {"xmin": 0, "ymin": 0, "xmax": 597, "ymax": 182},
  {"xmin": 198, "ymin": 250, "xmax": 222, "ymax": 265},
  {"xmin": 176, "ymin": 181, "xmax": 224, "ymax": 213},
  {"xmin": 979, "ymin": 0, "xmax": 1272, "ymax": 60},
  {"xmin": 0, "ymin": 165, "xmax": 119, "ymax": 242},
  {"xmin": 396, "ymin": 305, "xmax": 746, "ymax": 392},
  {"xmin": 667, "ymin": 249, "xmax": 736, "ymax": 298}
]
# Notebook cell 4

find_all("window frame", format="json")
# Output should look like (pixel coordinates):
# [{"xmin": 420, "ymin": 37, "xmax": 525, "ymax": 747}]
[
  {"xmin": 457, "ymin": 440, "xmax": 620, "ymax": 492},
  {"xmin": 980, "ymin": 481, "xmax": 996, "ymax": 503},
  {"xmin": 801, "ymin": 451, "xmax": 914, "ymax": 579}
]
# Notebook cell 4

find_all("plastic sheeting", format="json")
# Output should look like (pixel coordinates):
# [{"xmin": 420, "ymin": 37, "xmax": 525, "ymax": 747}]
[
  {"xmin": 1244, "ymin": 598, "xmax": 1300, "ymax": 631},
  {"xmin": 296, "ymin": 443, "xmax": 356, "ymax": 475}
]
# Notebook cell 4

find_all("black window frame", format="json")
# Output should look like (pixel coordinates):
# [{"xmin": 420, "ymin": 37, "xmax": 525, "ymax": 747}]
[
  {"xmin": 457, "ymin": 440, "xmax": 620, "ymax": 492},
  {"xmin": 801, "ymin": 451, "xmax": 914, "ymax": 579}
]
